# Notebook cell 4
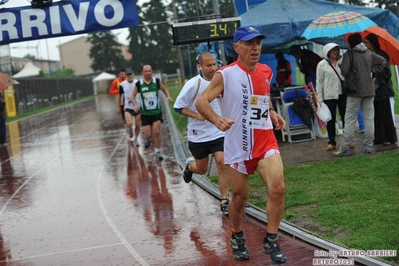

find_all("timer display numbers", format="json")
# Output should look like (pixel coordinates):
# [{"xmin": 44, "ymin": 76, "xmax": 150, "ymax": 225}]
[{"xmin": 172, "ymin": 17, "xmax": 241, "ymax": 45}]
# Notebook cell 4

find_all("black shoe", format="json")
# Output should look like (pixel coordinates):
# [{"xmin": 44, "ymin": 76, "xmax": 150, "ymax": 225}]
[
  {"xmin": 144, "ymin": 139, "xmax": 151, "ymax": 149},
  {"xmin": 262, "ymin": 235, "xmax": 287, "ymax": 264},
  {"xmin": 183, "ymin": 157, "xmax": 194, "ymax": 183},
  {"xmin": 364, "ymin": 148, "xmax": 377, "ymax": 154},
  {"xmin": 220, "ymin": 199, "xmax": 229, "ymax": 215},
  {"xmin": 155, "ymin": 151, "xmax": 163, "ymax": 161},
  {"xmin": 230, "ymin": 231, "xmax": 250, "ymax": 261}
]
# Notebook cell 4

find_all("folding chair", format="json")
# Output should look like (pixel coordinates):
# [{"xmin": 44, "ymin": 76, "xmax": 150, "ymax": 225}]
[{"xmin": 280, "ymin": 87, "xmax": 316, "ymax": 143}]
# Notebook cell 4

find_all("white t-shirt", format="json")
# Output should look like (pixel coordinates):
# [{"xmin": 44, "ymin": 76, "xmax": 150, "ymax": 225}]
[
  {"xmin": 120, "ymin": 79, "xmax": 138, "ymax": 110},
  {"xmin": 174, "ymin": 75, "xmax": 224, "ymax": 143}
]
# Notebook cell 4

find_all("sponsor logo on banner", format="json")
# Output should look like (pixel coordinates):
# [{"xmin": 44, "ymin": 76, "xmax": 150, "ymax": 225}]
[{"xmin": 0, "ymin": 0, "xmax": 139, "ymax": 44}]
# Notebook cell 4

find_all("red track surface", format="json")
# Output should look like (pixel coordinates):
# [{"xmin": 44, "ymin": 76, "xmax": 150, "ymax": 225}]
[{"xmin": 0, "ymin": 95, "xmax": 374, "ymax": 265}]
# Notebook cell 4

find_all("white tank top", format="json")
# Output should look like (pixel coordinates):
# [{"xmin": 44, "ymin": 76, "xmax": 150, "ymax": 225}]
[
  {"xmin": 218, "ymin": 61, "xmax": 278, "ymax": 163},
  {"xmin": 120, "ymin": 79, "xmax": 138, "ymax": 110}
]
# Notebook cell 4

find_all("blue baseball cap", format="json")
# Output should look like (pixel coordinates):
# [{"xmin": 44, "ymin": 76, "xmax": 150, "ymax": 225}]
[{"xmin": 234, "ymin": 26, "xmax": 266, "ymax": 43}]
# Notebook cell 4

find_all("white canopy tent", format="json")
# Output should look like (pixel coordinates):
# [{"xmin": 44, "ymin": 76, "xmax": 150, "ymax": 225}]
[
  {"xmin": 13, "ymin": 61, "xmax": 41, "ymax": 78},
  {"xmin": 92, "ymin": 72, "xmax": 116, "ymax": 82},
  {"xmin": 92, "ymin": 72, "xmax": 117, "ymax": 95}
]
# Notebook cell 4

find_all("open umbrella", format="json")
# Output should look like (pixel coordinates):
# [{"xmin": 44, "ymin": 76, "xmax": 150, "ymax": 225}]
[
  {"xmin": 344, "ymin": 26, "xmax": 399, "ymax": 65},
  {"xmin": 302, "ymin": 11, "xmax": 376, "ymax": 40}
]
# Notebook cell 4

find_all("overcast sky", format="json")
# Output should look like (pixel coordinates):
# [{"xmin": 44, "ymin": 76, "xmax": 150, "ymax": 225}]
[
  {"xmin": 5, "ymin": 0, "xmax": 378, "ymax": 61},
  {"xmin": 6, "ymin": 0, "xmax": 135, "ymax": 61}
]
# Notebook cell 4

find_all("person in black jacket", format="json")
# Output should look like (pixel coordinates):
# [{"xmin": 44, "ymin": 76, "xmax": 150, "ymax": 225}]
[
  {"xmin": 0, "ymin": 92, "xmax": 6, "ymax": 145},
  {"xmin": 364, "ymin": 33, "xmax": 397, "ymax": 146},
  {"xmin": 289, "ymin": 45, "xmax": 322, "ymax": 87}
]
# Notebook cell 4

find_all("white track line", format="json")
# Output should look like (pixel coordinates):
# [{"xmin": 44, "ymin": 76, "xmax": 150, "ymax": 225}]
[
  {"xmin": 0, "ymin": 153, "xmax": 63, "ymax": 217},
  {"xmin": 0, "ymin": 243, "xmax": 123, "ymax": 262},
  {"xmin": 96, "ymin": 136, "xmax": 149, "ymax": 266}
]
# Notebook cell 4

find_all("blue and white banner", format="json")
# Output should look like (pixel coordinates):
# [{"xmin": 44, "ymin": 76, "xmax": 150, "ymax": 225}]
[{"xmin": 0, "ymin": 0, "xmax": 139, "ymax": 44}]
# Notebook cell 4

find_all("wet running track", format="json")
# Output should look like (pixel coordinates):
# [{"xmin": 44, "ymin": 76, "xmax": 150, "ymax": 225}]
[{"xmin": 0, "ymin": 95, "xmax": 358, "ymax": 265}]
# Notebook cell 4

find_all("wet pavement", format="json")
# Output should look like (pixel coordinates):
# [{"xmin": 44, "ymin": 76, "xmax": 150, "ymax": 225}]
[
  {"xmin": 276, "ymin": 120, "xmax": 399, "ymax": 167},
  {"xmin": 0, "ymin": 95, "xmax": 396, "ymax": 265}
]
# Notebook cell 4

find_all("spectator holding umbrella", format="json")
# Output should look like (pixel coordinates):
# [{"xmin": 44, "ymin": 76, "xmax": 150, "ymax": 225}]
[{"xmin": 363, "ymin": 33, "xmax": 397, "ymax": 146}]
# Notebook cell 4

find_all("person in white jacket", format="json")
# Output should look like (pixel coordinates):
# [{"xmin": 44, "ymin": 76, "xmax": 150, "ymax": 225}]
[
  {"xmin": 316, "ymin": 43, "xmax": 346, "ymax": 151},
  {"xmin": 174, "ymin": 52, "xmax": 230, "ymax": 215}
]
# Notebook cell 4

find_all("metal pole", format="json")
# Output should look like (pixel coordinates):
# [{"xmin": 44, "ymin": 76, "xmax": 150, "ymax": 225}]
[
  {"xmin": 212, "ymin": 0, "xmax": 226, "ymax": 65},
  {"xmin": 183, "ymin": 1, "xmax": 192, "ymax": 78},
  {"xmin": 36, "ymin": 41, "xmax": 39, "ymax": 59},
  {"xmin": 46, "ymin": 38, "xmax": 52, "ymax": 76},
  {"xmin": 172, "ymin": 0, "xmax": 186, "ymax": 81}
]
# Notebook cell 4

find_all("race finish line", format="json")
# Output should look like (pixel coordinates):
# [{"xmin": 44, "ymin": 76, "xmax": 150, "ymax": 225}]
[{"xmin": 0, "ymin": 0, "xmax": 139, "ymax": 44}]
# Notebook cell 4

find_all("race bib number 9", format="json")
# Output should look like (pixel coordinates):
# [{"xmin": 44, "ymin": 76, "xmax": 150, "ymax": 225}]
[
  {"xmin": 247, "ymin": 95, "xmax": 273, "ymax": 129},
  {"xmin": 143, "ymin": 92, "xmax": 158, "ymax": 110}
]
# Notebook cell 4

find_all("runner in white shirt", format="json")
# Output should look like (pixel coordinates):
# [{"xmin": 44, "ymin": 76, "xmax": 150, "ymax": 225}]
[
  {"xmin": 118, "ymin": 68, "xmax": 141, "ymax": 145},
  {"xmin": 196, "ymin": 26, "xmax": 287, "ymax": 264},
  {"xmin": 174, "ymin": 52, "xmax": 230, "ymax": 214}
]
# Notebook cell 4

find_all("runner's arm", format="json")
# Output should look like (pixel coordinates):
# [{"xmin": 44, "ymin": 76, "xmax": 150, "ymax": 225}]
[
  {"xmin": 117, "ymin": 89, "xmax": 122, "ymax": 114},
  {"xmin": 269, "ymin": 99, "xmax": 285, "ymax": 131},
  {"xmin": 131, "ymin": 85, "xmax": 140, "ymax": 113},
  {"xmin": 159, "ymin": 79, "xmax": 173, "ymax": 103},
  {"xmin": 196, "ymin": 72, "xmax": 234, "ymax": 131}
]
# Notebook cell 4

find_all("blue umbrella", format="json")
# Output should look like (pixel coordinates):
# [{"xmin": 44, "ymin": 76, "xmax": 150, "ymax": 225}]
[{"xmin": 302, "ymin": 11, "xmax": 377, "ymax": 40}]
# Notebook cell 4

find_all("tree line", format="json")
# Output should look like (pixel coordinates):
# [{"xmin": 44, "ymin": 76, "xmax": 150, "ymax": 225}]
[{"xmin": 87, "ymin": 0, "xmax": 397, "ymax": 78}]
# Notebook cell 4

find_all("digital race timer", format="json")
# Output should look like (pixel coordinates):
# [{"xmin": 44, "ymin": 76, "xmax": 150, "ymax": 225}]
[{"xmin": 171, "ymin": 17, "xmax": 241, "ymax": 45}]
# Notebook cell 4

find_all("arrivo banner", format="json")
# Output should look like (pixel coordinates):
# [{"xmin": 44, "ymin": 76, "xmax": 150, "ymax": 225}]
[{"xmin": 0, "ymin": 0, "xmax": 139, "ymax": 44}]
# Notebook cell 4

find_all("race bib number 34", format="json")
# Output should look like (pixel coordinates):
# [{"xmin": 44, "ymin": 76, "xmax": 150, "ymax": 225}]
[{"xmin": 248, "ymin": 95, "xmax": 273, "ymax": 129}]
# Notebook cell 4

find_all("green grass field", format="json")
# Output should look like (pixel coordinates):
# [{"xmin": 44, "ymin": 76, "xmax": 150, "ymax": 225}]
[
  {"xmin": 6, "ymin": 95, "xmax": 95, "ymax": 123},
  {"xmin": 168, "ymin": 81, "xmax": 399, "ymax": 265}
]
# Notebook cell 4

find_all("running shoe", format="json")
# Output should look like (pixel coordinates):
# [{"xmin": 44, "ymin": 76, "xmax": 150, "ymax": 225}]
[
  {"xmin": 133, "ymin": 137, "xmax": 140, "ymax": 147},
  {"xmin": 262, "ymin": 235, "xmax": 287, "ymax": 264},
  {"xmin": 183, "ymin": 157, "xmax": 194, "ymax": 183},
  {"xmin": 332, "ymin": 149, "xmax": 351, "ymax": 157},
  {"xmin": 155, "ymin": 151, "xmax": 164, "ymax": 161},
  {"xmin": 220, "ymin": 199, "xmax": 229, "ymax": 215},
  {"xmin": 230, "ymin": 231, "xmax": 250, "ymax": 261},
  {"xmin": 144, "ymin": 139, "xmax": 151, "ymax": 149}
]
